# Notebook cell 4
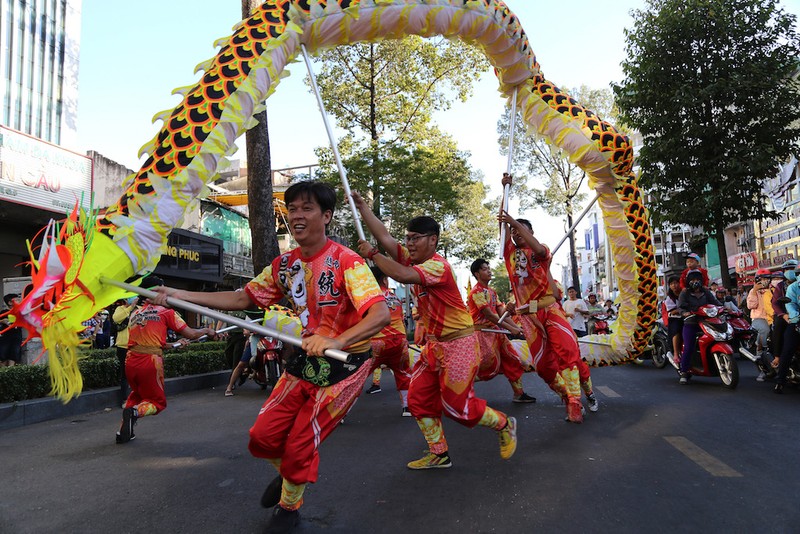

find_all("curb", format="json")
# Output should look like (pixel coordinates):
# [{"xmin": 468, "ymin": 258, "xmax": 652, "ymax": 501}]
[{"xmin": 0, "ymin": 370, "xmax": 229, "ymax": 432}]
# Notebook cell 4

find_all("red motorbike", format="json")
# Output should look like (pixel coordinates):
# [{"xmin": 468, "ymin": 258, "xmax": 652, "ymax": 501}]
[
  {"xmin": 590, "ymin": 312, "xmax": 612, "ymax": 335},
  {"xmin": 248, "ymin": 334, "xmax": 284, "ymax": 389},
  {"xmin": 667, "ymin": 304, "xmax": 739, "ymax": 389}
]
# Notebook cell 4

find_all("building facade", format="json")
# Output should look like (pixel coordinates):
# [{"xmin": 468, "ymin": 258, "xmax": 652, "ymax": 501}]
[{"xmin": 1, "ymin": 0, "xmax": 81, "ymax": 148}]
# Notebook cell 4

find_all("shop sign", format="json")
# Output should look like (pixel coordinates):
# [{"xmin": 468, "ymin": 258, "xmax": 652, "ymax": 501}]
[
  {"xmin": 154, "ymin": 229, "xmax": 223, "ymax": 283},
  {"xmin": 733, "ymin": 252, "xmax": 758, "ymax": 274},
  {"xmin": 0, "ymin": 126, "xmax": 92, "ymax": 213},
  {"xmin": 759, "ymin": 254, "xmax": 795, "ymax": 269}
]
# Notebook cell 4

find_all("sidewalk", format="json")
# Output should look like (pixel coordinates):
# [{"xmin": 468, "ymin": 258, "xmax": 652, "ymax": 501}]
[{"xmin": 0, "ymin": 370, "xmax": 228, "ymax": 431}]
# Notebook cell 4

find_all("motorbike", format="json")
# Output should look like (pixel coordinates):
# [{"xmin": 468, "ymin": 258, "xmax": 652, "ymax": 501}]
[
  {"xmin": 667, "ymin": 304, "xmax": 739, "ymax": 389},
  {"xmin": 726, "ymin": 310, "xmax": 758, "ymax": 362},
  {"xmin": 247, "ymin": 334, "xmax": 284, "ymax": 389},
  {"xmin": 590, "ymin": 312, "xmax": 612, "ymax": 335},
  {"xmin": 649, "ymin": 321, "xmax": 670, "ymax": 369}
]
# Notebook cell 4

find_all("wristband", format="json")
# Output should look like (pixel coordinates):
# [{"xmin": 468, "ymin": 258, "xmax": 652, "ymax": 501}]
[{"xmin": 367, "ymin": 248, "xmax": 380, "ymax": 260}]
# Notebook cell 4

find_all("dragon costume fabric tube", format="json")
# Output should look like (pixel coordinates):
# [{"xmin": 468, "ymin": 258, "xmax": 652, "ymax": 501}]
[{"xmin": 9, "ymin": 0, "xmax": 657, "ymax": 400}]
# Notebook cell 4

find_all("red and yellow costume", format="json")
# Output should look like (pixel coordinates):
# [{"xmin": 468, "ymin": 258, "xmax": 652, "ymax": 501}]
[
  {"xmin": 467, "ymin": 281, "xmax": 527, "ymax": 396},
  {"xmin": 398, "ymin": 245, "xmax": 509, "ymax": 455},
  {"xmin": 503, "ymin": 238, "xmax": 592, "ymax": 418},
  {"xmin": 124, "ymin": 303, "xmax": 188, "ymax": 417},
  {"xmin": 245, "ymin": 239, "xmax": 384, "ymax": 500},
  {"xmin": 370, "ymin": 286, "xmax": 411, "ymax": 405}
]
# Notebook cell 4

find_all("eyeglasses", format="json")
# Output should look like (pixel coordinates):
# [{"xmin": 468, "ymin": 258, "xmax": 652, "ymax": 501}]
[{"xmin": 404, "ymin": 234, "xmax": 433, "ymax": 245}]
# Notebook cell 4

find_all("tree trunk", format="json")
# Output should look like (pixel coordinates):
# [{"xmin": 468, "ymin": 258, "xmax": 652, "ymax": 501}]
[
  {"xmin": 243, "ymin": 0, "xmax": 280, "ymax": 274},
  {"xmin": 566, "ymin": 204, "xmax": 581, "ymax": 295},
  {"xmin": 715, "ymin": 218, "xmax": 732, "ymax": 289}
]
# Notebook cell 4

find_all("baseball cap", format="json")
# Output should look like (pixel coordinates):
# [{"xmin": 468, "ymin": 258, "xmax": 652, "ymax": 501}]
[{"xmin": 686, "ymin": 253, "xmax": 701, "ymax": 262}]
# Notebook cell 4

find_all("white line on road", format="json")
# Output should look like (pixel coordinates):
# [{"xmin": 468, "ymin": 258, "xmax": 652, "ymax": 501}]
[
  {"xmin": 664, "ymin": 436, "xmax": 743, "ymax": 477},
  {"xmin": 596, "ymin": 385, "xmax": 620, "ymax": 398}
]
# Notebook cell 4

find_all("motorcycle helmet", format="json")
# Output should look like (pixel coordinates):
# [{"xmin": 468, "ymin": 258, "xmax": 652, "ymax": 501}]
[
  {"xmin": 782, "ymin": 260, "xmax": 798, "ymax": 283},
  {"xmin": 754, "ymin": 268, "xmax": 772, "ymax": 282}
]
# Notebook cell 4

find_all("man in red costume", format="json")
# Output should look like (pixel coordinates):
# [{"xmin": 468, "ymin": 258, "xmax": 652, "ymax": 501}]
[
  {"xmin": 116, "ymin": 276, "xmax": 216, "ymax": 444},
  {"xmin": 498, "ymin": 174, "xmax": 598, "ymax": 423},
  {"xmin": 467, "ymin": 258, "xmax": 536, "ymax": 403},
  {"xmin": 353, "ymin": 191, "xmax": 518, "ymax": 471},
  {"xmin": 153, "ymin": 181, "xmax": 389, "ymax": 534},
  {"xmin": 368, "ymin": 265, "xmax": 413, "ymax": 416}
]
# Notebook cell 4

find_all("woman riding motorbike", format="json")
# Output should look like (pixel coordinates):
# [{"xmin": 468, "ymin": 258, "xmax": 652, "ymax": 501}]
[{"xmin": 677, "ymin": 272, "xmax": 722, "ymax": 384}]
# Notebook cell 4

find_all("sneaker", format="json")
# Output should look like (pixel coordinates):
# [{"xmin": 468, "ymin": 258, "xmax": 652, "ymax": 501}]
[
  {"xmin": 513, "ymin": 392, "xmax": 537, "ymax": 403},
  {"xmin": 498, "ymin": 417, "xmax": 517, "ymax": 459},
  {"xmin": 265, "ymin": 505, "xmax": 299, "ymax": 533},
  {"xmin": 402, "ymin": 407, "xmax": 412, "ymax": 417},
  {"xmin": 366, "ymin": 384, "xmax": 381, "ymax": 394},
  {"xmin": 566, "ymin": 399, "xmax": 584, "ymax": 423},
  {"xmin": 237, "ymin": 374, "xmax": 247, "ymax": 387},
  {"xmin": 260, "ymin": 474, "xmax": 283, "ymax": 509},
  {"xmin": 756, "ymin": 371, "xmax": 766, "ymax": 382},
  {"xmin": 586, "ymin": 393, "xmax": 599, "ymax": 413},
  {"xmin": 774, "ymin": 384, "xmax": 784, "ymax": 394},
  {"xmin": 679, "ymin": 372, "xmax": 689, "ymax": 385},
  {"xmin": 115, "ymin": 407, "xmax": 137, "ymax": 444},
  {"xmin": 407, "ymin": 452, "xmax": 452, "ymax": 470}
]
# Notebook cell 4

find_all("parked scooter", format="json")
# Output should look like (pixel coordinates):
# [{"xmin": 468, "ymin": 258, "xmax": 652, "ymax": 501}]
[
  {"xmin": 667, "ymin": 304, "xmax": 739, "ymax": 388},
  {"xmin": 649, "ymin": 321, "xmax": 670, "ymax": 369}
]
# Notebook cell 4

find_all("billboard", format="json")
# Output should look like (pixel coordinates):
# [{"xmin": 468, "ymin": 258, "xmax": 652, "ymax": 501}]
[{"xmin": 0, "ymin": 125, "xmax": 92, "ymax": 213}]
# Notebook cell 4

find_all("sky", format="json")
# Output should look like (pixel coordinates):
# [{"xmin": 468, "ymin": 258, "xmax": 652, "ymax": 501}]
[{"xmin": 75, "ymin": 0, "xmax": 800, "ymax": 279}]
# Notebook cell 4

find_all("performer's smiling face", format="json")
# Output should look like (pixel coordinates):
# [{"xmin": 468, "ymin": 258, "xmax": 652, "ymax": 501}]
[
  {"xmin": 404, "ymin": 232, "xmax": 436, "ymax": 264},
  {"xmin": 286, "ymin": 194, "xmax": 332, "ymax": 246}
]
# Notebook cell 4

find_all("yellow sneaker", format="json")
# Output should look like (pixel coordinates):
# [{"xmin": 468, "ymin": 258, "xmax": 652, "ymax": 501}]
[
  {"xmin": 498, "ymin": 417, "xmax": 517, "ymax": 460},
  {"xmin": 407, "ymin": 452, "xmax": 452, "ymax": 470}
]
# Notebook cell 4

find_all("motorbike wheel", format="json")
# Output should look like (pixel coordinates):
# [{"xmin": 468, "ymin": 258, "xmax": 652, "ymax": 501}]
[
  {"xmin": 651, "ymin": 339, "xmax": 668, "ymax": 369},
  {"xmin": 266, "ymin": 359, "xmax": 281, "ymax": 388},
  {"xmin": 716, "ymin": 352, "xmax": 739, "ymax": 389}
]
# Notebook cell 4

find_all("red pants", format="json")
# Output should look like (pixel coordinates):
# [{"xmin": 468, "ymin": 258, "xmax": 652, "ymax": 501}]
[
  {"xmin": 370, "ymin": 335, "xmax": 411, "ymax": 392},
  {"xmin": 248, "ymin": 358, "xmax": 371, "ymax": 485},
  {"xmin": 474, "ymin": 330, "xmax": 526, "ymax": 382},
  {"xmin": 407, "ymin": 334, "xmax": 486, "ymax": 427},
  {"xmin": 519, "ymin": 306, "xmax": 587, "ymax": 397},
  {"xmin": 124, "ymin": 351, "xmax": 167, "ymax": 413}
]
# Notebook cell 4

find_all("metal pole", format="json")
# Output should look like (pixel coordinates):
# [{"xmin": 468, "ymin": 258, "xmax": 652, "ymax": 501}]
[
  {"xmin": 171, "ymin": 322, "xmax": 249, "ymax": 348},
  {"xmin": 499, "ymin": 87, "xmax": 519, "ymax": 256},
  {"xmin": 300, "ymin": 44, "xmax": 366, "ymax": 242},
  {"xmin": 101, "ymin": 277, "xmax": 351, "ymax": 363},
  {"xmin": 552, "ymin": 193, "xmax": 601, "ymax": 256}
]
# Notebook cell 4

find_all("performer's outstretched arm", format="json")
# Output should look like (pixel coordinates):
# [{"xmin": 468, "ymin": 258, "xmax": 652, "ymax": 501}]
[
  {"xmin": 352, "ymin": 191, "xmax": 400, "ymax": 260},
  {"xmin": 357, "ymin": 240, "xmax": 422, "ymax": 285}
]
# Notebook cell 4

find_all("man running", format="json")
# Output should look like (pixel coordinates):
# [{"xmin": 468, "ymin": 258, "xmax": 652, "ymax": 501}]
[
  {"xmin": 153, "ymin": 181, "xmax": 389, "ymax": 533},
  {"xmin": 498, "ymin": 173, "xmax": 598, "ymax": 423},
  {"xmin": 467, "ymin": 258, "xmax": 536, "ymax": 403},
  {"xmin": 353, "ymin": 191, "xmax": 517, "ymax": 470}
]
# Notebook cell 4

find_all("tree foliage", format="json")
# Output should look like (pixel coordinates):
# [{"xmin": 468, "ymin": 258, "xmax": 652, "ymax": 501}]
[
  {"xmin": 490, "ymin": 263, "xmax": 512, "ymax": 304},
  {"xmin": 613, "ymin": 0, "xmax": 800, "ymax": 285}
]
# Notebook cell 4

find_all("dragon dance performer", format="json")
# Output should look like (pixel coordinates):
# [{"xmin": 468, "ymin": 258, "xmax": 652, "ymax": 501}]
[
  {"xmin": 152, "ymin": 181, "xmax": 389, "ymax": 534},
  {"xmin": 353, "ymin": 191, "xmax": 517, "ymax": 470},
  {"xmin": 467, "ymin": 258, "xmax": 536, "ymax": 404},
  {"xmin": 498, "ymin": 173, "xmax": 598, "ymax": 423},
  {"xmin": 368, "ymin": 265, "xmax": 413, "ymax": 416},
  {"xmin": 116, "ymin": 276, "xmax": 217, "ymax": 444}
]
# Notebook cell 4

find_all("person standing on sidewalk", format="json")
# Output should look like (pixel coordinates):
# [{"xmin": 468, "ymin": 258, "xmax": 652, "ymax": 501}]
[
  {"xmin": 352, "ymin": 191, "xmax": 518, "ymax": 471},
  {"xmin": 116, "ymin": 276, "xmax": 216, "ymax": 444},
  {"xmin": 152, "ymin": 181, "xmax": 389, "ymax": 534}
]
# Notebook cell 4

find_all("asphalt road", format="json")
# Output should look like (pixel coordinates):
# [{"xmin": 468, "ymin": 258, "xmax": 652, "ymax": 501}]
[{"xmin": 2, "ymin": 358, "xmax": 799, "ymax": 534}]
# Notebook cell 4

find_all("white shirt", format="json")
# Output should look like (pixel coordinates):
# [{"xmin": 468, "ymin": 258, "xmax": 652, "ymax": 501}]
[{"xmin": 563, "ymin": 298, "xmax": 588, "ymax": 332}]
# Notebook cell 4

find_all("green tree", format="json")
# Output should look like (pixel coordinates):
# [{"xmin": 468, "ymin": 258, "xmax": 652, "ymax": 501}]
[
  {"xmin": 315, "ymin": 133, "xmax": 496, "ymax": 263},
  {"xmin": 312, "ymin": 38, "xmax": 487, "ymax": 218},
  {"xmin": 242, "ymin": 0, "xmax": 280, "ymax": 274},
  {"xmin": 497, "ymin": 86, "xmax": 621, "ymax": 295},
  {"xmin": 613, "ymin": 0, "xmax": 800, "ymax": 288},
  {"xmin": 490, "ymin": 263, "xmax": 512, "ymax": 304}
]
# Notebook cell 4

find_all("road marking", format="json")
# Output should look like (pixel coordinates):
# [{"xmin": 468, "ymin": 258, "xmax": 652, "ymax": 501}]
[
  {"xmin": 664, "ymin": 436, "xmax": 743, "ymax": 477},
  {"xmin": 596, "ymin": 385, "xmax": 620, "ymax": 398}
]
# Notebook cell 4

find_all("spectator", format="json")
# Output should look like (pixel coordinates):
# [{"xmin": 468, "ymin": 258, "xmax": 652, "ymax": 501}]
[
  {"xmin": 679, "ymin": 253, "xmax": 710, "ymax": 290},
  {"xmin": 715, "ymin": 288, "xmax": 740, "ymax": 314},
  {"xmin": 662, "ymin": 276, "xmax": 683, "ymax": 364},
  {"xmin": 747, "ymin": 269, "xmax": 774, "ymax": 380},
  {"xmin": 585, "ymin": 293, "xmax": 604, "ymax": 334},
  {"xmin": 94, "ymin": 310, "xmax": 112, "ymax": 349},
  {"xmin": 677, "ymin": 276, "xmax": 722, "ymax": 384},
  {"xmin": 563, "ymin": 287, "xmax": 590, "ymax": 337},
  {"xmin": 0, "ymin": 293, "xmax": 23, "ymax": 367}
]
